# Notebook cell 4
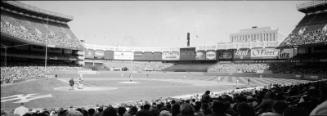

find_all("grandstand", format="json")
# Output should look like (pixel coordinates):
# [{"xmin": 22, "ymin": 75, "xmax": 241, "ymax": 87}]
[
  {"xmin": 1, "ymin": 1, "xmax": 85, "ymax": 84},
  {"xmin": 1, "ymin": 1, "xmax": 327, "ymax": 116}
]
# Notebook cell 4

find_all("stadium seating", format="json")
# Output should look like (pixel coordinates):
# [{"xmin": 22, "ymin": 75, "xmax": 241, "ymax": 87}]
[
  {"xmin": 102, "ymin": 61, "xmax": 173, "ymax": 72},
  {"xmin": 279, "ymin": 11, "xmax": 327, "ymax": 47},
  {"xmin": 268, "ymin": 62, "xmax": 327, "ymax": 75},
  {"xmin": 0, "ymin": 63, "xmax": 88, "ymax": 84},
  {"xmin": 5, "ymin": 79, "xmax": 325, "ymax": 116},
  {"xmin": 208, "ymin": 63, "xmax": 269, "ymax": 73},
  {"xmin": 1, "ymin": 12, "xmax": 82, "ymax": 50},
  {"xmin": 208, "ymin": 62, "xmax": 327, "ymax": 77}
]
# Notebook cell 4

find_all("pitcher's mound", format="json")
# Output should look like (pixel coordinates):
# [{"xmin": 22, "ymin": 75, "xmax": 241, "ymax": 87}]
[{"xmin": 54, "ymin": 86, "xmax": 117, "ymax": 91}]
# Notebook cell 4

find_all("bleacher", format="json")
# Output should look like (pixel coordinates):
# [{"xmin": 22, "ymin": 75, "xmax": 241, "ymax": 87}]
[
  {"xmin": 102, "ymin": 61, "xmax": 173, "ymax": 72},
  {"xmin": 207, "ymin": 63, "xmax": 269, "ymax": 73}
]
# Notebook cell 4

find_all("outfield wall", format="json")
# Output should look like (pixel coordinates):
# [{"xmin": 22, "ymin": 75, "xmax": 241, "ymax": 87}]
[{"xmin": 83, "ymin": 47, "xmax": 316, "ymax": 62}]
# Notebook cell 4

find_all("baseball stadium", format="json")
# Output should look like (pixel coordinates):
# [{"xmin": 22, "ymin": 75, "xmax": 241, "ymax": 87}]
[{"xmin": 1, "ymin": 1, "xmax": 327, "ymax": 116}]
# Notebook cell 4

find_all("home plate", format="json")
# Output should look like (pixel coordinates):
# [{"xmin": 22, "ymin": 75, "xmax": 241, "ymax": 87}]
[
  {"xmin": 54, "ymin": 86, "xmax": 117, "ymax": 91},
  {"xmin": 119, "ymin": 81, "xmax": 139, "ymax": 84}
]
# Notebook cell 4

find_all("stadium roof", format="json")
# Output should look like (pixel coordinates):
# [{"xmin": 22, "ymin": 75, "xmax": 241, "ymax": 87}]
[
  {"xmin": 2, "ymin": 1, "xmax": 73, "ymax": 22},
  {"xmin": 297, "ymin": 1, "xmax": 327, "ymax": 13}
]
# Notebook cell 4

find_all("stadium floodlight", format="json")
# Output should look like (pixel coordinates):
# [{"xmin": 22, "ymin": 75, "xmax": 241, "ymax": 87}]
[{"xmin": 1, "ymin": 43, "xmax": 30, "ymax": 66}]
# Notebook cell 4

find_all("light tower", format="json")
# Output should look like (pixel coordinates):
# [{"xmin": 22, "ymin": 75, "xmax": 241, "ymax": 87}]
[{"xmin": 187, "ymin": 32, "xmax": 190, "ymax": 47}]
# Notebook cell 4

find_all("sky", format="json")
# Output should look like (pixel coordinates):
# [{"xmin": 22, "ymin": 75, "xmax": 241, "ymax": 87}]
[{"xmin": 21, "ymin": 1, "xmax": 305, "ymax": 48}]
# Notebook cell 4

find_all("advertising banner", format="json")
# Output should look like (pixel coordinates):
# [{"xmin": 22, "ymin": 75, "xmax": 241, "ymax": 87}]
[
  {"xmin": 104, "ymin": 50, "xmax": 114, "ymax": 60},
  {"xmin": 85, "ymin": 49, "xmax": 95, "ymax": 59},
  {"xmin": 206, "ymin": 50, "xmax": 216, "ymax": 60},
  {"xmin": 180, "ymin": 47, "xmax": 196, "ymax": 61},
  {"xmin": 114, "ymin": 51, "xmax": 134, "ymax": 60},
  {"xmin": 195, "ymin": 50, "xmax": 206, "ymax": 60},
  {"xmin": 153, "ymin": 52, "xmax": 162, "ymax": 61},
  {"xmin": 251, "ymin": 48, "xmax": 279, "ymax": 59},
  {"xmin": 94, "ymin": 50, "xmax": 104, "ymax": 59},
  {"xmin": 234, "ymin": 49, "xmax": 251, "ymax": 59},
  {"xmin": 133, "ymin": 51, "xmax": 145, "ymax": 61},
  {"xmin": 144, "ymin": 52, "xmax": 154, "ymax": 61},
  {"xmin": 218, "ymin": 50, "xmax": 233, "ymax": 59},
  {"xmin": 279, "ymin": 48, "xmax": 295, "ymax": 59},
  {"xmin": 162, "ymin": 51, "xmax": 180, "ymax": 60}
]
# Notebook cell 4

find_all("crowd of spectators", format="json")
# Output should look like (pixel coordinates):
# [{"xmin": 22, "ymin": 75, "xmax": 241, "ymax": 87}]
[
  {"xmin": 280, "ymin": 24, "xmax": 327, "ymax": 47},
  {"xmin": 207, "ymin": 63, "xmax": 269, "ymax": 73},
  {"xmin": 268, "ymin": 62, "xmax": 327, "ymax": 76},
  {"xmin": 3, "ymin": 79, "xmax": 326, "ymax": 116},
  {"xmin": 1, "ymin": 13, "xmax": 82, "ymax": 50},
  {"xmin": 104, "ymin": 61, "xmax": 173, "ymax": 72},
  {"xmin": 1, "ymin": 66, "xmax": 45, "ymax": 84},
  {"xmin": 134, "ymin": 62, "xmax": 173, "ymax": 72},
  {"xmin": 1, "ymin": 63, "xmax": 88, "ymax": 84}
]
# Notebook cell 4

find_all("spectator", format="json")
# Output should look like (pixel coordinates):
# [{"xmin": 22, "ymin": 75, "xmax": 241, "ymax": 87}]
[
  {"xmin": 102, "ymin": 107, "xmax": 117, "ymax": 116},
  {"xmin": 193, "ymin": 101, "xmax": 204, "ymax": 116},
  {"xmin": 179, "ymin": 103, "xmax": 194, "ymax": 116},
  {"xmin": 136, "ymin": 104, "xmax": 151, "ymax": 116},
  {"xmin": 88, "ymin": 108, "xmax": 96, "ymax": 116},
  {"xmin": 209, "ymin": 101, "xmax": 231, "ymax": 116},
  {"xmin": 117, "ymin": 107, "xmax": 126, "ymax": 116},
  {"xmin": 159, "ymin": 110, "xmax": 171, "ymax": 116},
  {"xmin": 14, "ymin": 103, "xmax": 29, "ymax": 116},
  {"xmin": 125, "ymin": 106, "xmax": 137, "ymax": 116},
  {"xmin": 171, "ymin": 103, "xmax": 180, "ymax": 116},
  {"xmin": 259, "ymin": 101, "xmax": 287, "ymax": 116},
  {"xmin": 237, "ymin": 102, "xmax": 255, "ymax": 116},
  {"xmin": 201, "ymin": 91, "xmax": 211, "ymax": 105}
]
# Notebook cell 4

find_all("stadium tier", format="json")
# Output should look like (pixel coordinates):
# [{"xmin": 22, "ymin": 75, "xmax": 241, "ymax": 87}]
[
  {"xmin": 1, "ymin": 5, "xmax": 82, "ymax": 49},
  {"xmin": 279, "ymin": 2, "xmax": 327, "ymax": 48},
  {"xmin": 1, "ymin": 1, "xmax": 85, "ymax": 84}
]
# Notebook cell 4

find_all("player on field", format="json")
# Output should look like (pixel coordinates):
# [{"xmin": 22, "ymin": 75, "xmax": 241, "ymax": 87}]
[{"xmin": 69, "ymin": 78, "xmax": 75, "ymax": 90}]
